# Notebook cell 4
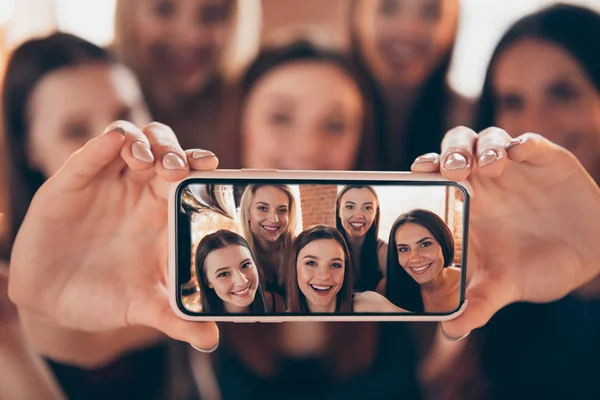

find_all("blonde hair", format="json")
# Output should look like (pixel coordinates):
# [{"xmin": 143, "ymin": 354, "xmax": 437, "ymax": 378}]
[
  {"xmin": 112, "ymin": 0, "xmax": 261, "ymax": 83},
  {"xmin": 239, "ymin": 184, "xmax": 298, "ymax": 288}
]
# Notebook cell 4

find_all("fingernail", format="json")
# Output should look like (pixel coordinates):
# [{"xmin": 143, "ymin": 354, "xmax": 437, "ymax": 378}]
[
  {"xmin": 443, "ymin": 153, "xmax": 468, "ymax": 170},
  {"xmin": 478, "ymin": 149, "xmax": 498, "ymax": 167},
  {"xmin": 191, "ymin": 343, "xmax": 219, "ymax": 353},
  {"xmin": 132, "ymin": 141, "xmax": 154, "ymax": 163},
  {"xmin": 104, "ymin": 126, "xmax": 125, "ymax": 136},
  {"xmin": 505, "ymin": 138, "xmax": 522, "ymax": 150},
  {"xmin": 162, "ymin": 153, "xmax": 186, "ymax": 170},
  {"xmin": 413, "ymin": 154, "xmax": 438, "ymax": 165},
  {"xmin": 191, "ymin": 150, "xmax": 215, "ymax": 160},
  {"xmin": 440, "ymin": 324, "xmax": 471, "ymax": 342}
]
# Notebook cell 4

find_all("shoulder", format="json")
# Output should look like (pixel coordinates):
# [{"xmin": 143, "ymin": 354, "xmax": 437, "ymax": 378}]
[{"xmin": 354, "ymin": 291, "xmax": 400, "ymax": 313}]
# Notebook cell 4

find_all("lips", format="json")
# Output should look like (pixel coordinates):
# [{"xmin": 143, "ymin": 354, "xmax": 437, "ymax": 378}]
[
  {"xmin": 379, "ymin": 41, "xmax": 423, "ymax": 68},
  {"xmin": 261, "ymin": 224, "xmax": 280, "ymax": 233},
  {"xmin": 231, "ymin": 284, "xmax": 252, "ymax": 298},
  {"xmin": 349, "ymin": 221, "xmax": 366, "ymax": 231},
  {"xmin": 309, "ymin": 283, "xmax": 334, "ymax": 296},
  {"xmin": 409, "ymin": 263, "xmax": 431, "ymax": 276}
]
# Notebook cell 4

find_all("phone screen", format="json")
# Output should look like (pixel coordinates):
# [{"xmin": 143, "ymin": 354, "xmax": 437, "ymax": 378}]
[{"xmin": 175, "ymin": 179, "xmax": 468, "ymax": 317}]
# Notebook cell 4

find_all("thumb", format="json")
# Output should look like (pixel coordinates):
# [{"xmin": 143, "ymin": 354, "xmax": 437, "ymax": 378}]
[
  {"xmin": 131, "ymin": 292, "xmax": 220, "ymax": 352},
  {"xmin": 441, "ymin": 280, "xmax": 512, "ymax": 340}
]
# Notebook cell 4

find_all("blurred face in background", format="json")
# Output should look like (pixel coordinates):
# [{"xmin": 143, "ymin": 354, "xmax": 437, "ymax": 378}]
[
  {"xmin": 241, "ymin": 61, "xmax": 364, "ymax": 170},
  {"xmin": 353, "ymin": 0, "xmax": 458, "ymax": 87},
  {"xmin": 125, "ymin": 0, "xmax": 235, "ymax": 99},
  {"xmin": 26, "ymin": 63, "xmax": 150, "ymax": 177},
  {"xmin": 493, "ymin": 38, "xmax": 600, "ymax": 182}
]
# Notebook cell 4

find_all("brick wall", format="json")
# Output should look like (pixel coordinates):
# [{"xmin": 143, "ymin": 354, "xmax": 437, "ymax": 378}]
[
  {"xmin": 298, "ymin": 185, "xmax": 338, "ymax": 228},
  {"xmin": 450, "ymin": 187, "xmax": 465, "ymax": 264}
]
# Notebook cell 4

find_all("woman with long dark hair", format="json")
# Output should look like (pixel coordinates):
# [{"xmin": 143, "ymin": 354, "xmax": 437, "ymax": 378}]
[{"xmin": 350, "ymin": 0, "xmax": 472, "ymax": 171}]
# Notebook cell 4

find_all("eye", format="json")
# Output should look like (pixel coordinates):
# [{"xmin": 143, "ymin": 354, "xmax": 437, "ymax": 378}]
[
  {"xmin": 269, "ymin": 112, "xmax": 292, "ymax": 126},
  {"xmin": 420, "ymin": 1, "xmax": 442, "ymax": 21},
  {"xmin": 199, "ymin": 3, "xmax": 231, "ymax": 25},
  {"xmin": 153, "ymin": 0, "xmax": 175, "ymax": 18},
  {"xmin": 330, "ymin": 263, "xmax": 343, "ymax": 269},
  {"xmin": 421, "ymin": 241, "xmax": 432, "ymax": 248},
  {"xmin": 498, "ymin": 93, "xmax": 524, "ymax": 113},
  {"xmin": 345, "ymin": 205, "xmax": 355, "ymax": 210},
  {"xmin": 305, "ymin": 261, "xmax": 317, "ymax": 267},
  {"xmin": 241, "ymin": 262, "xmax": 252, "ymax": 269},
  {"xmin": 379, "ymin": 0, "xmax": 399, "ymax": 16},
  {"xmin": 257, "ymin": 206, "xmax": 268, "ymax": 212},
  {"xmin": 323, "ymin": 119, "xmax": 346, "ymax": 135},
  {"xmin": 217, "ymin": 271, "xmax": 229, "ymax": 278},
  {"xmin": 548, "ymin": 81, "xmax": 580, "ymax": 104},
  {"xmin": 278, "ymin": 208, "xmax": 288, "ymax": 215},
  {"xmin": 397, "ymin": 247, "xmax": 409, "ymax": 253},
  {"xmin": 64, "ymin": 122, "xmax": 92, "ymax": 140},
  {"xmin": 364, "ymin": 205, "xmax": 373, "ymax": 211}
]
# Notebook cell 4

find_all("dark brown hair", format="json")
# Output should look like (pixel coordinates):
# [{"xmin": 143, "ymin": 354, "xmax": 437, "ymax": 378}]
[{"xmin": 286, "ymin": 225, "xmax": 354, "ymax": 313}]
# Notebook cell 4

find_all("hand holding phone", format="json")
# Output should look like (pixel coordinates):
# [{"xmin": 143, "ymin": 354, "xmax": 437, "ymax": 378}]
[{"xmin": 169, "ymin": 169, "xmax": 470, "ymax": 322}]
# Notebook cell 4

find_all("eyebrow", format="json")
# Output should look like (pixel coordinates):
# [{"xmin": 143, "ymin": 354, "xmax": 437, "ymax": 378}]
[
  {"xmin": 214, "ymin": 267, "xmax": 230, "ymax": 274},
  {"xmin": 239, "ymin": 258, "xmax": 251, "ymax": 266},
  {"xmin": 397, "ymin": 237, "xmax": 433, "ymax": 247},
  {"xmin": 256, "ymin": 202, "xmax": 269, "ymax": 206},
  {"xmin": 303, "ymin": 255, "xmax": 343, "ymax": 262}
]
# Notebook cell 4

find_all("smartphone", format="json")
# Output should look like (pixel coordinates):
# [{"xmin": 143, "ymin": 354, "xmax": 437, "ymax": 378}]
[{"xmin": 169, "ymin": 169, "xmax": 470, "ymax": 322}]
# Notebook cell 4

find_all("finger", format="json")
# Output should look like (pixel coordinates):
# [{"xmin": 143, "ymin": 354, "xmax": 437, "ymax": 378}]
[
  {"xmin": 142, "ymin": 122, "xmax": 190, "ymax": 181},
  {"xmin": 132, "ymin": 294, "xmax": 220, "ymax": 352},
  {"xmin": 440, "ymin": 126, "xmax": 477, "ymax": 181},
  {"xmin": 103, "ymin": 120, "xmax": 156, "ymax": 172},
  {"xmin": 185, "ymin": 149, "xmax": 219, "ymax": 171},
  {"xmin": 50, "ymin": 128, "xmax": 125, "ymax": 192},
  {"xmin": 440, "ymin": 280, "xmax": 513, "ymax": 339},
  {"xmin": 506, "ymin": 132, "xmax": 575, "ymax": 167},
  {"xmin": 410, "ymin": 153, "xmax": 440, "ymax": 173},
  {"xmin": 475, "ymin": 127, "xmax": 512, "ymax": 178}
]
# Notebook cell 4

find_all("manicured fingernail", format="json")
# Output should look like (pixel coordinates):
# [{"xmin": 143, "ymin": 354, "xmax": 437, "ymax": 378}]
[
  {"xmin": 505, "ymin": 138, "xmax": 522, "ymax": 150},
  {"xmin": 104, "ymin": 126, "xmax": 125, "ymax": 136},
  {"xmin": 443, "ymin": 153, "xmax": 468, "ymax": 170},
  {"xmin": 191, "ymin": 343, "xmax": 219, "ymax": 353},
  {"xmin": 162, "ymin": 153, "xmax": 186, "ymax": 170},
  {"xmin": 191, "ymin": 150, "xmax": 215, "ymax": 160},
  {"xmin": 132, "ymin": 141, "xmax": 154, "ymax": 163},
  {"xmin": 413, "ymin": 154, "xmax": 438, "ymax": 164},
  {"xmin": 478, "ymin": 149, "xmax": 498, "ymax": 167}
]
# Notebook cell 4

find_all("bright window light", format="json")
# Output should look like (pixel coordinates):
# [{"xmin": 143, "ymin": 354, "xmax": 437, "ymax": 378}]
[
  {"xmin": 55, "ymin": 0, "xmax": 116, "ymax": 47},
  {"xmin": 0, "ymin": 0, "xmax": 14, "ymax": 25}
]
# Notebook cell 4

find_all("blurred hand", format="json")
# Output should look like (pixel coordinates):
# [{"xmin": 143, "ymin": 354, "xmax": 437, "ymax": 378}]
[
  {"xmin": 8, "ymin": 121, "xmax": 220, "ymax": 358},
  {"xmin": 412, "ymin": 126, "xmax": 600, "ymax": 338}
]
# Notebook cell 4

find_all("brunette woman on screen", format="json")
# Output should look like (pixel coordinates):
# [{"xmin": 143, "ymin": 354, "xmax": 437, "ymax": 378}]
[
  {"xmin": 195, "ymin": 230, "xmax": 284, "ymax": 313},
  {"xmin": 286, "ymin": 225, "xmax": 406, "ymax": 314},
  {"xmin": 335, "ymin": 185, "xmax": 387, "ymax": 292},
  {"xmin": 350, "ymin": 0, "xmax": 473, "ymax": 170},
  {"xmin": 239, "ymin": 184, "xmax": 298, "ymax": 297},
  {"xmin": 384, "ymin": 209, "xmax": 460, "ymax": 313},
  {"xmin": 464, "ymin": 5, "xmax": 600, "ymax": 398}
]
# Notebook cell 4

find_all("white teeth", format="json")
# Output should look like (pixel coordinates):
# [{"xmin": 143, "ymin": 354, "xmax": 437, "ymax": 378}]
[
  {"xmin": 262, "ymin": 225, "xmax": 279, "ymax": 231},
  {"xmin": 411, "ymin": 264, "xmax": 430, "ymax": 272},
  {"xmin": 232, "ymin": 287, "xmax": 250, "ymax": 296},
  {"xmin": 350, "ymin": 222, "xmax": 364, "ymax": 228},
  {"xmin": 310, "ymin": 284, "xmax": 332, "ymax": 291}
]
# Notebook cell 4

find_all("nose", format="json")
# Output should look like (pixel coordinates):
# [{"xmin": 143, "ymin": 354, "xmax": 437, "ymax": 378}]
[
  {"xmin": 407, "ymin": 250, "xmax": 424, "ymax": 264},
  {"xmin": 284, "ymin": 130, "xmax": 322, "ymax": 169},
  {"xmin": 232, "ymin": 270, "xmax": 248, "ymax": 287},
  {"xmin": 266, "ymin": 210, "xmax": 280, "ymax": 222},
  {"xmin": 171, "ymin": 14, "xmax": 210, "ymax": 49}
]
